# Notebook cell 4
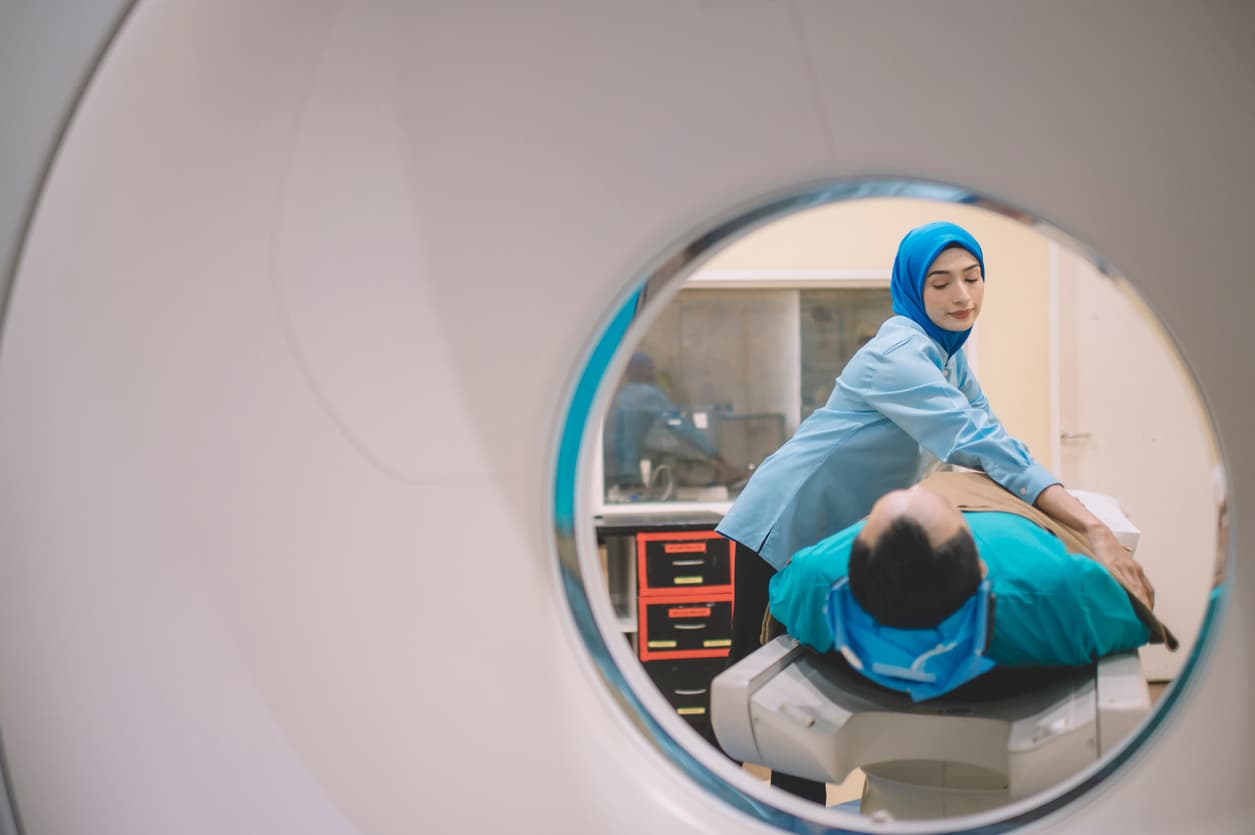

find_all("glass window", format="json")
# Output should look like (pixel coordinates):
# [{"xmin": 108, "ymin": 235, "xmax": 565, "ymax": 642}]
[{"xmin": 600, "ymin": 286, "xmax": 892, "ymax": 505}]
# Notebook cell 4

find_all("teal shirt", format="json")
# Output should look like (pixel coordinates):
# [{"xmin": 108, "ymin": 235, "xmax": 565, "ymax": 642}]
[
  {"xmin": 768, "ymin": 511, "xmax": 1150, "ymax": 667},
  {"xmin": 717, "ymin": 317, "xmax": 1057, "ymax": 570}
]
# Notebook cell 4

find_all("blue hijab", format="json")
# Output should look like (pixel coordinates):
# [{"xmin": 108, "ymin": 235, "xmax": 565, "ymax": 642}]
[{"xmin": 890, "ymin": 222, "xmax": 985, "ymax": 357}]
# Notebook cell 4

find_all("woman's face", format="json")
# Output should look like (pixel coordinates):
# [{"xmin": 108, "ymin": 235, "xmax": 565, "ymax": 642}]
[{"xmin": 922, "ymin": 246, "xmax": 984, "ymax": 332}]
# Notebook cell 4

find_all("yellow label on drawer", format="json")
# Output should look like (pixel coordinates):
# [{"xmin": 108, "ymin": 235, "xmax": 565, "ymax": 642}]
[
  {"xmin": 677, "ymin": 707, "xmax": 707, "ymax": 716},
  {"xmin": 703, "ymin": 639, "xmax": 732, "ymax": 648},
  {"xmin": 647, "ymin": 640, "xmax": 677, "ymax": 649},
  {"xmin": 673, "ymin": 576, "xmax": 703, "ymax": 584}
]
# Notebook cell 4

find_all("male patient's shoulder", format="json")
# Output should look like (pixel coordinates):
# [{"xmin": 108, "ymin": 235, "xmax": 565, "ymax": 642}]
[
  {"xmin": 976, "ymin": 514, "xmax": 1118, "ymax": 595},
  {"xmin": 785, "ymin": 523, "xmax": 863, "ymax": 580}
]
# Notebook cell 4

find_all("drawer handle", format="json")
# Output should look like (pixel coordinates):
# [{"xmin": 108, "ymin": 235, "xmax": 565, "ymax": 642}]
[
  {"xmin": 674, "ymin": 576, "xmax": 704, "ymax": 584},
  {"xmin": 703, "ymin": 639, "xmax": 732, "ymax": 648},
  {"xmin": 674, "ymin": 622, "xmax": 707, "ymax": 630},
  {"xmin": 664, "ymin": 542, "xmax": 708, "ymax": 554},
  {"xmin": 674, "ymin": 688, "xmax": 708, "ymax": 697},
  {"xmin": 670, "ymin": 558, "xmax": 704, "ymax": 566},
  {"xmin": 669, "ymin": 607, "xmax": 711, "ymax": 618},
  {"xmin": 677, "ymin": 707, "xmax": 707, "ymax": 716}
]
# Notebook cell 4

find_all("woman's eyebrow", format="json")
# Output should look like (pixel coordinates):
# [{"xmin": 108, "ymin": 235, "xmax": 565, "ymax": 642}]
[{"xmin": 928, "ymin": 262, "xmax": 980, "ymax": 279}]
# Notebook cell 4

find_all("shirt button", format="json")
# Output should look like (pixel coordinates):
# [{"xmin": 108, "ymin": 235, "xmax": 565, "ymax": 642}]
[{"xmin": 1020, "ymin": 487, "xmax": 1028, "ymax": 495}]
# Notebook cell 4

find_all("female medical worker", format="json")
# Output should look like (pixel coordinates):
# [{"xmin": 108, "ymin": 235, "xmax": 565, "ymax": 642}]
[{"xmin": 715, "ymin": 221, "xmax": 1152, "ymax": 801}]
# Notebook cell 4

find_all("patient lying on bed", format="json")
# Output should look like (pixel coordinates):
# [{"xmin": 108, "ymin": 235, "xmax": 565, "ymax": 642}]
[{"xmin": 768, "ymin": 471, "xmax": 1173, "ymax": 701}]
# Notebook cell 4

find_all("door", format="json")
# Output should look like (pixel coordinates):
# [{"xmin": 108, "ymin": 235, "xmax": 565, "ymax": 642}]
[{"xmin": 1055, "ymin": 244, "xmax": 1219, "ymax": 680}]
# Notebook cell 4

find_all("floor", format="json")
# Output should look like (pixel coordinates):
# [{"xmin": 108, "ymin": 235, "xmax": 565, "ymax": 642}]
[{"xmin": 742, "ymin": 762, "xmax": 865, "ymax": 808}]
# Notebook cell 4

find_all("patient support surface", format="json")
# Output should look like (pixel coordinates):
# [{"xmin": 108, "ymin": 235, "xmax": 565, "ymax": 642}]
[
  {"xmin": 713, "ymin": 636, "xmax": 1149, "ymax": 817},
  {"xmin": 710, "ymin": 491, "xmax": 1152, "ymax": 818}
]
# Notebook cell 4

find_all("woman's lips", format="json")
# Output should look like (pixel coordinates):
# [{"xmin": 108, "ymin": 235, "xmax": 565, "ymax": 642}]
[{"xmin": 949, "ymin": 309, "xmax": 973, "ymax": 320}]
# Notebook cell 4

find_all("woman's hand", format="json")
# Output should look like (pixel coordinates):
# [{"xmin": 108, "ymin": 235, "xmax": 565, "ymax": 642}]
[
  {"xmin": 1033, "ymin": 483, "xmax": 1156, "ymax": 609},
  {"xmin": 1085, "ymin": 522, "xmax": 1155, "ymax": 610}
]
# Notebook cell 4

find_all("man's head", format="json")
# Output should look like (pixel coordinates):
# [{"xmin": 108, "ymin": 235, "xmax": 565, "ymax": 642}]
[
  {"xmin": 848, "ymin": 486, "xmax": 983, "ymax": 629},
  {"xmin": 625, "ymin": 352, "xmax": 656, "ymax": 384}
]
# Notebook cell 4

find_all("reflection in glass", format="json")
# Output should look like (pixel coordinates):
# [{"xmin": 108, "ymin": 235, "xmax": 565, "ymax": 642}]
[
  {"xmin": 799, "ymin": 289, "xmax": 890, "ymax": 420},
  {"xmin": 600, "ymin": 287, "xmax": 892, "ymax": 505},
  {"xmin": 602, "ymin": 351, "xmax": 723, "ymax": 501}
]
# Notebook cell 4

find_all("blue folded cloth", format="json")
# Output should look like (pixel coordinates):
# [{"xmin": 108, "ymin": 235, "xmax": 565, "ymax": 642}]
[{"xmin": 826, "ymin": 577, "xmax": 996, "ymax": 701}]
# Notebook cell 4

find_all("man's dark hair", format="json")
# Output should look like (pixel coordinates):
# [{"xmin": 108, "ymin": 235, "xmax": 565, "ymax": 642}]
[{"xmin": 848, "ymin": 516, "xmax": 981, "ymax": 629}]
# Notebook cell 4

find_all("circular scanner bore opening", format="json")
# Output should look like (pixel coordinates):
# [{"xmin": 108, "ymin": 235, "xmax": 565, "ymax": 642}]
[{"xmin": 555, "ymin": 181, "xmax": 1230, "ymax": 834}]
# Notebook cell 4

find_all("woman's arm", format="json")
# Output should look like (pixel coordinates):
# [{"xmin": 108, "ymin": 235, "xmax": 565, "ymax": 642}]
[
  {"xmin": 871, "ymin": 344, "xmax": 1156, "ymax": 607},
  {"xmin": 953, "ymin": 354, "xmax": 1156, "ymax": 607},
  {"xmin": 1033, "ymin": 484, "xmax": 1155, "ymax": 609},
  {"xmin": 862, "ymin": 340, "xmax": 1056, "ymax": 502},
  {"xmin": 953, "ymin": 353, "xmax": 1155, "ymax": 605}
]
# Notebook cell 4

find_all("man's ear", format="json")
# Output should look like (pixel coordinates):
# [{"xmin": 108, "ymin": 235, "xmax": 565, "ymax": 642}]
[{"xmin": 979, "ymin": 558, "xmax": 989, "ymax": 579}]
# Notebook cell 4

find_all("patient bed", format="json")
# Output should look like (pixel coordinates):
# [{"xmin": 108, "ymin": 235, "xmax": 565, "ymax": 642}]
[{"xmin": 710, "ymin": 490, "xmax": 1152, "ymax": 818}]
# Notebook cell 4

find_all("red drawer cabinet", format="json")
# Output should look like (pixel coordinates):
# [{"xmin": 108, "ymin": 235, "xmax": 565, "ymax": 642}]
[
  {"xmin": 635, "ymin": 529, "xmax": 736, "ymax": 662},
  {"xmin": 637, "ymin": 595, "xmax": 734, "ymax": 661},
  {"xmin": 635, "ymin": 530, "xmax": 735, "ymax": 595},
  {"xmin": 596, "ymin": 517, "xmax": 740, "ymax": 744},
  {"xmin": 642, "ymin": 658, "xmax": 728, "ymax": 739}
]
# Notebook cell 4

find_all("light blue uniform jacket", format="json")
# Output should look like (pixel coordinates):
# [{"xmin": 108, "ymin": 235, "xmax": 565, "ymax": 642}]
[{"xmin": 717, "ymin": 316, "xmax": 1057, "ymax": 569}]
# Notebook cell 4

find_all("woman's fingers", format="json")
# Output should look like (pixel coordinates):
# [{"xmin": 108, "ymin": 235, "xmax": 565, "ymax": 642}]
[{"xmin": 1097, "ymin": 540, "xmax": 1155, "ymax": 610}]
